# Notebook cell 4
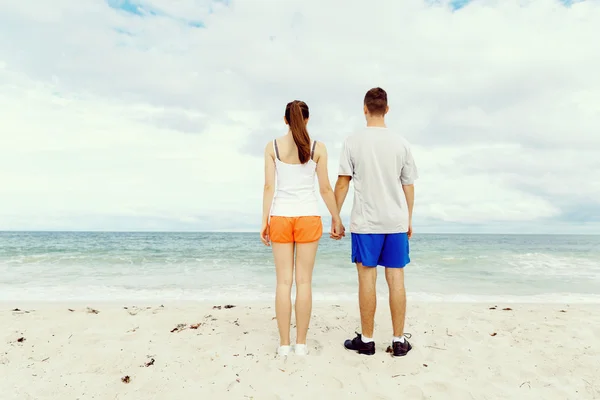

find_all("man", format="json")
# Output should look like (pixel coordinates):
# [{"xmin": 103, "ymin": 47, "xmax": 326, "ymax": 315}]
[{"xmin": 334, "ymin": 87, "xmax": 418, "ymax": 357}]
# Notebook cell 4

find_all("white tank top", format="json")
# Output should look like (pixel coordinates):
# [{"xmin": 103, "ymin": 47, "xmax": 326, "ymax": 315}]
[{"xmin": 270, "ymin": 139, "xmax": 320, "ymax": 217}]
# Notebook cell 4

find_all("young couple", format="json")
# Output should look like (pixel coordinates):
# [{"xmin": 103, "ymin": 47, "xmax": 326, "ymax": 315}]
[{"xmin": 260, "ymin": 87, "xmax": 418, "ymax": 358}]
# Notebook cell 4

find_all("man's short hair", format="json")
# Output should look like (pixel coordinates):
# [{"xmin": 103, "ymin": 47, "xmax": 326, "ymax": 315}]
[{"xmin": 364, "ymin": 87, "xmax": 388, "ymax": 116}]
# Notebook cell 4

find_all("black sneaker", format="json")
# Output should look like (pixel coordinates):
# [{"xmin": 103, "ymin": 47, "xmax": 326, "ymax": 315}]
[
  {"xmin": 391, "ymin": 339, "xmax": 412, "ymax": 357},
  {"xmin": 344, "ymin": 332, "xmax": 376, "ymax": 355}
]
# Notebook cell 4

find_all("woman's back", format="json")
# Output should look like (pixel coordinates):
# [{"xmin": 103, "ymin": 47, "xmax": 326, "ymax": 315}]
[{"xmin": 271, "ymin": 135, "xmax": 319, "ymax": 217}]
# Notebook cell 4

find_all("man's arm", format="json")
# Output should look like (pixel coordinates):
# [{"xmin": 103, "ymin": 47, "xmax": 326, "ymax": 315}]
[
  {"xmin": 400, "ymin": 143, "xmax": 418, "ymax": 239},
  {"xmin": 334, "ymin": 176, "xmax": 351, "ymax": 212},
  {"xmin": 402, "ymin": 184, "xmax": 414, "ymax": 234},
  {"xmin": 336, "ymin": 139, "xmax": 353, "ymax": 212}
]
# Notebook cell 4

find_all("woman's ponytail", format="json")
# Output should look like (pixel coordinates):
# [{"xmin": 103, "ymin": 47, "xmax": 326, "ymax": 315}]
[{"xmin": 286, "ymin": 101, "xmax": 311, "ymax": 164}]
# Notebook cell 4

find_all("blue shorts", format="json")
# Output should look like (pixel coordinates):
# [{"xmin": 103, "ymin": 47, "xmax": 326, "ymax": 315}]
[{"xmin": 351, "ymin": 233, "xmax": 410, "ymax": 268}]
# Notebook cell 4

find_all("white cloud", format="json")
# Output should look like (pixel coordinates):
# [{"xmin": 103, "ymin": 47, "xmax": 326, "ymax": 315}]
[{"xmin": 0, "ymin": 0, "xmax": 599, "ymax": 232}]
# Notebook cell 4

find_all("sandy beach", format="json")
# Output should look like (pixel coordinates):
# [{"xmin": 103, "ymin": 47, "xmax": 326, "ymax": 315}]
[{"xmin": 1, "ymin": 301, "xmax": 599, "ymax": 400}]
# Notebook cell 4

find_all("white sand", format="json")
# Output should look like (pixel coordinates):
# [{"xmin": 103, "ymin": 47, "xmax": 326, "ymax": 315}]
[{"xmin": 1, "ymin": 301, "xmax": 599, "ymax": 399}]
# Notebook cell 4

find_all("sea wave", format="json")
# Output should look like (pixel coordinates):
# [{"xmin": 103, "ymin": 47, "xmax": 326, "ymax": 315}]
[{"xmin": 1, "ymin": 285, "xmax": 599, "ymax": 304}]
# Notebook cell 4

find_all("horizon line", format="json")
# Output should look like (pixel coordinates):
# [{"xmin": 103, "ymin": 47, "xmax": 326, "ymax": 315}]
[{"xmin": 0, "ymin": 230, "xmax": 598, "ymax": 236}]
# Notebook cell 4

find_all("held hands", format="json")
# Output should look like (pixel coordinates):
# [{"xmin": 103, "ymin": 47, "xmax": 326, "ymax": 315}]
[{"xmin": 330, "ymin": 217, "xmax": 345, "ymax": 240}]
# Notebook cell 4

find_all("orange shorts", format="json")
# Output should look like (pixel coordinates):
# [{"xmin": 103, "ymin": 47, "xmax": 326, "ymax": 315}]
[{"xmin": 269, "ymin": 216, "xmax": 323, "ymax": 243}]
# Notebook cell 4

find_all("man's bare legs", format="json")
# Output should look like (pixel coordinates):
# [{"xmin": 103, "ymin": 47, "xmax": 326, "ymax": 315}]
[
  {"xmin": 385, "ymin": 267, "xmax": 407, "ymax": 337},
  {"xmin": 345, "ymin": 263, "xmax": 411, "ymax": 356},
  {"xmin": 272, "ymin": 242, "xmax": 295, "ymax": 346},
  {"xmin": 385, "ymin": 266, "xmax": 412, "ymax": 356},
  {"xmin": 294, "ymin": 241, "xmax": 318, "ymax": 345},
  {"xmin": 343, "ymin": 263, "xmax": 378, "ymax": 355},
  {"xmin": 357, "ymin": 263, "xmax": 377, "ymax": 338}
]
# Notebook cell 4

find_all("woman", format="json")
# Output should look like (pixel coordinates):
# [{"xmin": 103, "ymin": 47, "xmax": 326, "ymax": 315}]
[{"xmin": 261, "ymin": 100, "xmax": 344, "ymax": 357}]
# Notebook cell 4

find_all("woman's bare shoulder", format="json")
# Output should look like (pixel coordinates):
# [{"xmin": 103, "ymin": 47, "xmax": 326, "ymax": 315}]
[
  {"xmin": 312, "ymin": 140, "xmax": 329, "ymax": 163},
  {"xmin": 265, "ymin": 135, "xmax": 289, "ymax": 156},
  {"xmin": 264, "ymin": 140, "xmax": 275, "ymax": 156},
  {"xmin": 314, "ymin": 140, "xmax": 328, "ymax": 153}
]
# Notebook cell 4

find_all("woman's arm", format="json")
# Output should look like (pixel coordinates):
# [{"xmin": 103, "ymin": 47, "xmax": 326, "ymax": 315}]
[
  {"xmin": 314, "ymin": 142, "xmax": 344, "ymax": 237},
  {"xmin": 261, "ymin": 143, "xmax": 276, "ymax": 244}
]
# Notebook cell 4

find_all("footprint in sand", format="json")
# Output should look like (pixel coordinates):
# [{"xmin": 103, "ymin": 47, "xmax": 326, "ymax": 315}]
[
  {"xmin": 331, "ymin": 376, "xmax": 344, "ymax": 389},
  {"xmin": 423, "ymin": 382, "xmax": 477, "ymax": 399},
  {"xmin": 307, "ymin": 339, "xmax": 324, "ymax": 355},
  {"xmin": 357, "ymin": 372, "xmax": 383, "ymax": 394},
  {"xmin": 151, "ymin": 305, "xmax": 165, "ymax": 314},
  {"xmin": 404, "ymin": 385, "xmax": 426, "ymax": 399}
]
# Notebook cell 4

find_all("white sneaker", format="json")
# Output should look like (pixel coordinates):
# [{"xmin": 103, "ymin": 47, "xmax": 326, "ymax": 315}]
[
  {"xmin": 277, "ymin": 345, "xmax": 291, "ymax": 357},
  {"xmin": 294, "ymin": 344, "xmax": 308, "ymax": 356}
]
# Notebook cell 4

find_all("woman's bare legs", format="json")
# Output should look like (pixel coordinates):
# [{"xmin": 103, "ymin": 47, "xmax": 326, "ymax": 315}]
[
  {"xmin": 294, "ymin": 240, "xmax": 318, "ymax": 345},
  {"xmin": 272, "ymin": 242, "xmax": 295, "ymax": 346}
]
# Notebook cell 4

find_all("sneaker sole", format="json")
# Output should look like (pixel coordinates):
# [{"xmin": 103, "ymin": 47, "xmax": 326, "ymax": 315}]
[{"xmin": 344, "ymin": 345, "xmax": 375, "ymax": 356}]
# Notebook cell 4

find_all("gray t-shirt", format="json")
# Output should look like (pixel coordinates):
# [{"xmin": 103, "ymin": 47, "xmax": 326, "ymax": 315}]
[{"xmin": 338, "ymin": 127, "xmax": 418, "ymax": 234}]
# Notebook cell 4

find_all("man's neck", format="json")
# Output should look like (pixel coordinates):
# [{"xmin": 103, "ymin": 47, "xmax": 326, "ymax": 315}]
[{"xmin": 366, "ymin": 117, "xmax": 386, "ymax": 128}]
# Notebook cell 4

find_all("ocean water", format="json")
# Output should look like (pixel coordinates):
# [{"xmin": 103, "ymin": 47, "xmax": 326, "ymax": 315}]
[{"xmin": 1, "ymin": 232, "xmax": 599, "ymax": 303}]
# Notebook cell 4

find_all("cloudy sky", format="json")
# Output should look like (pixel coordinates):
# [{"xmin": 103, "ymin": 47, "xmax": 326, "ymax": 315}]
[{"xmin": 0, "ymin": 0, "xmax": 599, "ymax": 233}]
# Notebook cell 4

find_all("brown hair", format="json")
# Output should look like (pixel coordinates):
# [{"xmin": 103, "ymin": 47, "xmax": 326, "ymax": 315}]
[
  {"xmin": 284, "ymin": 100, "xmax": 311, "ymax": 164},
  {"xmin": 364, "ymin": 87, "xmax": 388, "ymax": 116}
]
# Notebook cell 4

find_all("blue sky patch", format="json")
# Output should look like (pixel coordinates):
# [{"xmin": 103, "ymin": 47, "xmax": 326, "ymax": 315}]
[
  {"xmin": 106, "ymin": 0, "xmax": 205, "ymax": 27},
  {"xmin": 427, "ymin": 0, "xmax": 580, "ymax": 11},
  {"xmin": 450, "ymin": 0, "xmax": 471, "ymax": 10},
  {"xmin": 114, "ymin": 27, "xmax": 134, "ymax": 36},
  {"xmin": 106, "ymin": 0, "xmax": 160, "ymax": 16}
]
